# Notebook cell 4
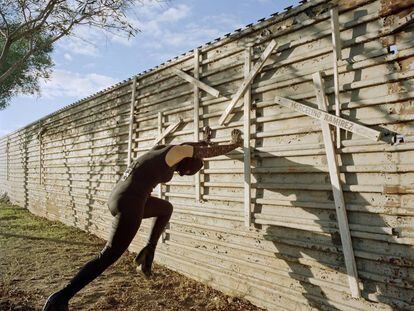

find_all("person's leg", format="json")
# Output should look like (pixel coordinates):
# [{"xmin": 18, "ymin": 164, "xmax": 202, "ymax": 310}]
[
  {"xmin": 135, "ymin": 196, "xmax": 173, "ymax": 277},
  {"xmin": 61, "ymin": 210, "xmax": 143, "ymax": 299},
  {"xmin": 143, "ymin": 196, "xmax": 173, "ymax": 246},
  {"xmin": 43, "ymin": 197, "xmax": 146, "ymax": 310}
]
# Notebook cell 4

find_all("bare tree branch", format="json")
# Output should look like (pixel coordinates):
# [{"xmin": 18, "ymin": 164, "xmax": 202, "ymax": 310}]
[
  {"xmin": 18, "ymin": 1, "xmax": 28, "ymax": 25},
  {"xmin": 0, "ymin": 0, "xmax": 142, "ymax": 108},
  {"xmin": 48, "ymin": 18, "xmax": 80, "ymax": 45},
  {"xmin": 10, "ymin": 0, "xmax": 60, "ymax": 42},
  {"xmin": 0, "ymin": 38, "xmax": 11, "ymax": 67},
  {"xmin": 0, "ymin": 8, "xmax": 10, "ymax": 37}
]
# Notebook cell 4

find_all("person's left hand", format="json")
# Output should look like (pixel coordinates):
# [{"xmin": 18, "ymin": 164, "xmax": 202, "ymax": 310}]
[
  {"xmin": 230, "ymin": 129, "xmax": 243, "ymax": 146},
  {"xmin": 202, "ymin": 126, "xmax": 212, "ymax": 142}
]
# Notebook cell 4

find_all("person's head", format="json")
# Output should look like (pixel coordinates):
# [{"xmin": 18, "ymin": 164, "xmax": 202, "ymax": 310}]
[
  {"xmin": 175, "ymin": 142, "xmax": 203, "ymax": 176},
  {"xmin": 176, "ymin": 157, "xmax": 203, "ymax": 176}
]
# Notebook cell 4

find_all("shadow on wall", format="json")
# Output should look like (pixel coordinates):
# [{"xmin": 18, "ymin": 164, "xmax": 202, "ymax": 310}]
[
  {"xmin": 221, "ymin": 4, "xmax": 414, "ymax": 309},
  {"xmin": 19, "ymin": 128, "xmax": 38, "ymax": 212},
  {"xmin": 34, "ymin": 98, "xmax": 127, "ymax": 235},
  {"xmin": 261, "ymin": 156, "xmax": 413, "ymax": 310},
  {"xmin": 6, "ymin": 1, "xmax": 413, "ymax": 309},
  {"xmin": 227, "ymin": 145, "xmax": 413, "ymax": 310},
  {"xmin": 254, "ymin": 154, "xmax": 348, "ymax": 311},
  {"xmin": 77, "ymin": 105, "xmax": 127, "ymax": 235}
]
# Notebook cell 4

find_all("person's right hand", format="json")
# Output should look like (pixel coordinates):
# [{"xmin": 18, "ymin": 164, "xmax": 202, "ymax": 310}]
[
  {"xmin": 202, "ymin": 126, "xmax": 212, "ymax": 142},
  {"xmin": 230, "ymin": 129, "xmax": 243, "ymax": 146}
]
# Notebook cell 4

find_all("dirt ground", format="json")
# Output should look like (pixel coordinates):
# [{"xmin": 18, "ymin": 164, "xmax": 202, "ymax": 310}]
[{"xmin": 0, "ymin": 202, "xmax": 265, "ymax": 311}]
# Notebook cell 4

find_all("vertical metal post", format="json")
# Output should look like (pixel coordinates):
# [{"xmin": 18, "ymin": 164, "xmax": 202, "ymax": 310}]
[
  {"xmin": 313, "ymin": 72, "xmax": 361, "ymax": 298},
  {"xmin": 37, "ymin": 128, "xmax": 45, "ymax": 185},
  {"xmin": 23, "ymin": 134, "xmax": 28, "ymax": 208},
  {"xmin": 193, "ymin": 48, "xmax": 201, "ymax": 202},
  {"xmin": 6, "ymin": 137, "xmax": 9, "ymax": 181},
  {"xmin": 330, "ymin": 7, "xmax": 342, "ymax": 148},
  {"xmin": 127, "ymin": 77, "xmax": 138, "ymax": 166},
  {"xmin": 243, "ymin": 46, "xmax": 252, "ymax": 227},
  {"xmin": 157, "ymin": 111, "xmax": 163, "ymax": 199},
  {"xmin": 39, "ymin": 135, "xmax": 42, "ymax": 184},
  {"xmin": 157, "ymin": 111, "xmax": 165, "ymax": 243}
]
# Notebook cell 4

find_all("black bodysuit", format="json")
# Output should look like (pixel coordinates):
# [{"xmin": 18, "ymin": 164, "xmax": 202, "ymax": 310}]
[
  {"xmin": 108, "ymin": 144, "xmax": 175, "ymax": 214},
  {"xmin": 55, "ymin": 144, "xmax": 176, "ymax": 301}
]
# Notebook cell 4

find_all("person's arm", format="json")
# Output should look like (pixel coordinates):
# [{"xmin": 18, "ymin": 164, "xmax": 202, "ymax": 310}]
[
  {"xmin": 192, "ymin": 129, "xmax": 242, "ymax": 159},
  {"xmin": 192, "ymin": 143, "xmax": 239, "ymax": 159},
  {"xmin": 164, "ymin": 129, "xmax": 243, "ymax": 167},
  {"xmin": 182, "ymin": 141, "xmax": 209, "ymax": 147},
  {"xmin": 180, "ymin": 126, "xmax": 214, "ymax": 147}
]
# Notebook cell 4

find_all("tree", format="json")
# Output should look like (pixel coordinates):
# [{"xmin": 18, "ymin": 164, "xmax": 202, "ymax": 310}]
[
  {"xmin": 0, "ymin": 0, "xmax": 141, "ymax": 109},
  {"xmin": 0, "ymin": 34, "xmax": 53, "ymax": 108}
]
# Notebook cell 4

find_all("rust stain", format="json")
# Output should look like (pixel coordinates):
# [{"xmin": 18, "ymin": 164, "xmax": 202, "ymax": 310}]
[
  {"xmin": 388, "ymin": 81, "xmax": 405, "ymax": 95},
  {"xmin": 383, "ymin": 100, "xmax": 412, "ymax": 117},
  {"xmin": 399, "ymin": 100, "xmax": 414, "ymax": 115},
  {"xmin": 383, "ymin": 185, "xmax": 400, "ymax": 194},
  {"xmin": 383, "ymin": 185, "xmax": 410, "ymax": 194},
  {"xmin": 338, "ymin": 0, "xmax": 368, "ymax": 10},
  {"xmin": 380, "ymin": 0, "xmax": 414, "ymax": 17},
  {"xmin": 387, "ymin": 256, "xmax": 414, "ymax": 267},
  {"xmin": 399, "ymin": 55, "xmax": 414, "ymax": 71},
  {"xmin": 330, "ymin": 231, "xmax": 342, "ymax": 246},
  {"xmin": 379, "ymin": 36, "xmax": 395, "ymax": 49}
]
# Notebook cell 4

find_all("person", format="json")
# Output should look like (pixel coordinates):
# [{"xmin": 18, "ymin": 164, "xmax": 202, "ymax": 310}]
[{"xmin": 43, "ymin": 127, "xmax": 243, "ymax": 311}]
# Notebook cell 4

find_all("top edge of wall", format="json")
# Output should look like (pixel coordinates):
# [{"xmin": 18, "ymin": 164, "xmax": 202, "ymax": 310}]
[{"xmin": 1, "ymin": 0, "xmax": 330, "ymax": 140}]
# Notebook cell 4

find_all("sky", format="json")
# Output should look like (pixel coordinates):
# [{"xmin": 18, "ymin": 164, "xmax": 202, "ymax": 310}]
[{"xmin": 0, "ymin": 0, "xmax": 299, "ymax": 136}]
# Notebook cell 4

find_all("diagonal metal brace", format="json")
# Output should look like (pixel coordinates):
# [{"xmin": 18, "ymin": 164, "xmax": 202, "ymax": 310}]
[
  {"xmin": 313, "ymin": 72, "xmax": 361, "ymax": 298},
  {"xmin": 389, "ymin": 11, "xmax": 414, "ymax": 33},
  {"xmin": 153, "ymin": 118, "xmax": 183, "ymax": 145},
  {"xmin": 219, "ymin": 39, "xmax": 278, "ymax": 125},
  {"xmin": 174, "ymin": 68, "xmax": 220, "ymax": 98}
]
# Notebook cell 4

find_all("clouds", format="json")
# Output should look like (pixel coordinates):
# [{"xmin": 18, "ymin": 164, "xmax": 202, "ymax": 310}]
[
  {"xmin": 2, "ymin": 0, "xmax": 296, "ymax": 137},
  {"xmin": 26, "ymin": 2, "xmax": 247, "ymax": 103},
  {"xmin": 56, "ymin": 2, "xmax": 193, "ymax": 58},
  {"xmin": 48, "ymin": 1, "xmax": 245, "ymax": 105},
  {"xmin": 57, "ymin": 26, "xmax": 102, "ymax": 57},
  {"xmin": 128, "ymin": 3, "xmax": 192, "ymax": 36},
  {"xmin": 127, "ymin": 2, "xmax": 243, "ymax": 63},
  {"xmin": 56, "ymin": 1, "xmax": 244, "ymax": 67},
  {"xmin": 63, "ymin": 53, "xmax": 72, "ymax": 61},
  {"xmin": 141, "ymin": 3, "xmax": 242, "ymax": 46},
  {"xmin": 0, "ymin": 70, "xmax": 116, "ymax": 137},
  {"xmin": 38, "ymin": 70, "xmax": 117, "ymax": 99},
  {"xmin": 157, "ymin": 4, "xmax": 191, "ymax": 22}
]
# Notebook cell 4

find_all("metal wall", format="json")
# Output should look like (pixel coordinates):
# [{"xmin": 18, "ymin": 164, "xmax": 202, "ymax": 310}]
[{"xmin": 1, "ymin": 0, "xmax": 414, "ymax": 310}]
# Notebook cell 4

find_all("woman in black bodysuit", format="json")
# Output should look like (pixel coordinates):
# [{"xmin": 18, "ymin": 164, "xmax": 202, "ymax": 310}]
[{"xmin": 43, "ymin": 128, "xmax": 243, "ymax": 311}]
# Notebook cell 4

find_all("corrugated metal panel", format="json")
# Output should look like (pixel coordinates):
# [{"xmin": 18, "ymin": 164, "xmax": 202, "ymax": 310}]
[{"xmin": 1, "ymin": 0, "xmax": 414, "ymax": 310}]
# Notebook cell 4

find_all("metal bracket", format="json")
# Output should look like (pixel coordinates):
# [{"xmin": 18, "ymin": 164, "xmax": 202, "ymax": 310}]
[{"xmin": 392, "ymin": 134, "xmax": 405, "ymax": 145}]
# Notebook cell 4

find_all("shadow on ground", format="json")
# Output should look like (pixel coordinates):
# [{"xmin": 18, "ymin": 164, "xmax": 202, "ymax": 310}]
[{"xmin": 0, "ymin": 202, "xmax": 265, "ymax": 311}]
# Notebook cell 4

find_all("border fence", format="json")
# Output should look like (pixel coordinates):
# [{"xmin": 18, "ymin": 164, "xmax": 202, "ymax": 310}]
[{"xmin": 1, "ymin": 0, "xmax": 414, "ymax": 309}]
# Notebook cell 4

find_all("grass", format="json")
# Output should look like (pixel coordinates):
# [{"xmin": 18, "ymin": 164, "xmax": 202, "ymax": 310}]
[{"xmin": 0, "ymin": 202, "xmax": 265, "ymax": 311}]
